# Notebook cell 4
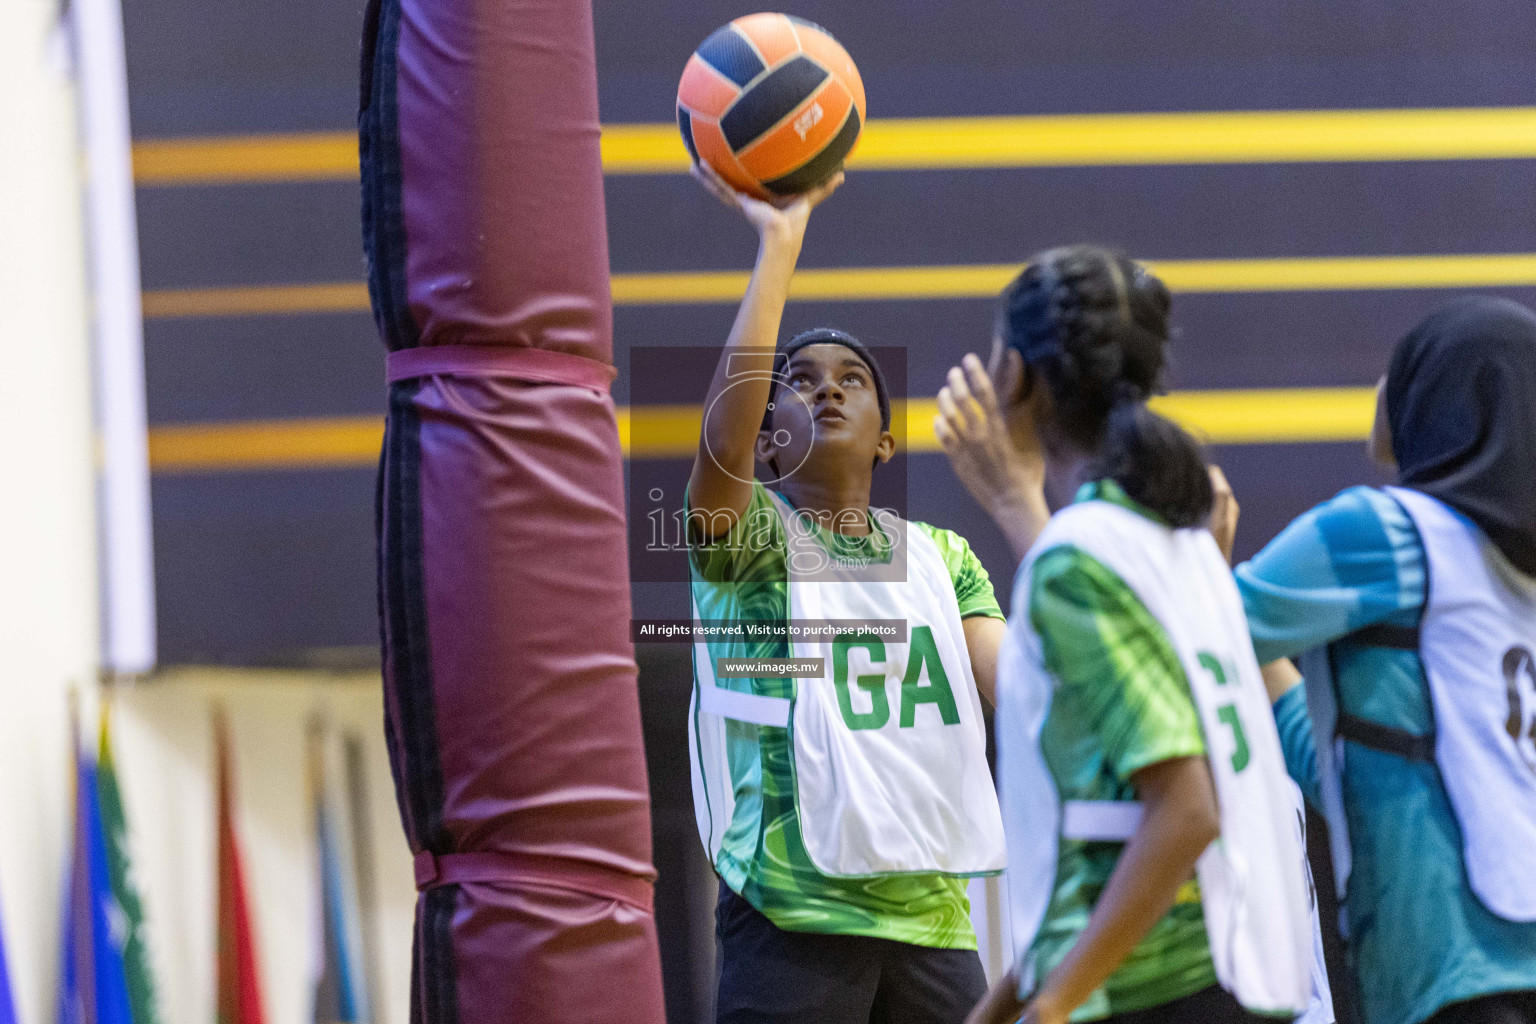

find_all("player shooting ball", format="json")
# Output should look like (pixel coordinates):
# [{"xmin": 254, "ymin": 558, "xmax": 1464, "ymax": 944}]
[{"xmin": 683, "ymin": 161, "xmax": 1011, "ymax": 1024}]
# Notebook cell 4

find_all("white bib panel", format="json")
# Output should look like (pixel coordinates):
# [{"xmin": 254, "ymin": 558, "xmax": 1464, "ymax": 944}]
[
  {"xmin": 1291, "ymin": 780, "xmax": 1337, "ymax": 1024},
  {"xmin": 1387, "ymin": 486, "xmax": 1536, "ymax": 921},
  {"xmin": 998, "ymin": 501, "xmax": 1313, "ymax": 1014},
  {"xmin": 689, "ymin": 493, "xmax": 1006, "ymax": 879}
]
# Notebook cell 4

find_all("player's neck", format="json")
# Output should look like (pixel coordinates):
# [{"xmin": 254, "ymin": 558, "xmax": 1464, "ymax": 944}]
[
  {"xmin": 1043, "ymin": 450, "xmax": 1096, "ymax": 510},
  {"xmin": 778, "ymin": 476, "xmax": 874, "ymax": 535}
]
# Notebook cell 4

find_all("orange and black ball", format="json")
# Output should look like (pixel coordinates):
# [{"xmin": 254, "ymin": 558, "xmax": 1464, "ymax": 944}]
[{"xmin": 677, "ymin": 13, "xmax": 866, "ymax": 199}]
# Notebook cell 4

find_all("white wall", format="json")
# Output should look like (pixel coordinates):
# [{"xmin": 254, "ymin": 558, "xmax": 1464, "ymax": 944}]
[
  {"xmin": 0, "ymin": 7, "xmax": 416, "ymax": 1024},
  {"xmin": 110, "ymin": 670, "xmax": 416, "ymax": 1024},
  {"xmin": 0, "ymin": 0, "xmax": 99, "ymax": 1020}
]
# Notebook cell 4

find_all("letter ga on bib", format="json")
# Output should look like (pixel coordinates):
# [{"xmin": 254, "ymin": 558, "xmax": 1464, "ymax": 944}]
[{"xmin": 690, "ymin": 493, "xmax": 1005, "ymax": 879}]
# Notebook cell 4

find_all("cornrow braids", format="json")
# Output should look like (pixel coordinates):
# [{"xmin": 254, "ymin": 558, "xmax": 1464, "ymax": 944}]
[{"xmin": 998, "ymin": 244, "xmax": 1213, "ymax": 527}]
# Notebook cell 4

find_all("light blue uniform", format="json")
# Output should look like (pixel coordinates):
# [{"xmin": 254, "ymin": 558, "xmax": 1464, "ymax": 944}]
[{"xmin": 1236, "ymin": 485, "xmax": 1536, "ymax": 1024}]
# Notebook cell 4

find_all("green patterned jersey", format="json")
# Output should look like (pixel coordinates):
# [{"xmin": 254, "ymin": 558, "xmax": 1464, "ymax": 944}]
[
  {"xmin": 1025, "ymin": 481, "xmax": 1216, "ymax": 1020},
  {"xmin": 689, "ymin": 481, "xmax": 1004, "ymax": 949}
]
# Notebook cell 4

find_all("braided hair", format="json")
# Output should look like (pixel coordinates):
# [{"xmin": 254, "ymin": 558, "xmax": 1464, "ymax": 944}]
[{"xmin": 998, "ymin": 244, "xmax": 1214, "ymax": 527}]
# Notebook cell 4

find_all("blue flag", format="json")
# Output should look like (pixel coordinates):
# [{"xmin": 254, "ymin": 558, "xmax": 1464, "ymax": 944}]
[
  {"xmin": 0, "ymin": 886, "xmax": 18, "ymax": 1024},
  {"xmin": 59, "ymin": 740, "xmax": 134, "ymax": 1024},
  {"xmin": 309, "ymin": 729, "xmax": 371, "ymax": 1024}
]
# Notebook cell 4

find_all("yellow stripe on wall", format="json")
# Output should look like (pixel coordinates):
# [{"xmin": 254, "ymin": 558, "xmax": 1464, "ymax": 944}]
[
  {"xmin": 134, "ymin": 134, "xmax": 360, "ymax": 186},
  {"xmin": 131, "ymin": 106, "xmax": 1536, "ymax": 185},
  {"xmin": 618, "ymin": 403, "xmax": 702, "ymax": 459},
  {"xmin": 904, "ymin": 388, "xmax": 1375, "ymax": 449},
  {"xmin": 614, "ymin": 253, "xmax": 1536, "ymax": 304},
  {"xmin": 149, "ymin": 416, "xmax": 385, "ymax": 472},
  {"xmin": 1149, "ymin": 387, "xmax": 1375, "ymax": 443},
  {"xmin": 147, "ymin": 387, "xmax": 1374, "ymax": 473},
  {"xmin": 140, "ymin": 252, "xmax": 1536, "ymax": 319},
  {"xmin": 609, "ymin": 107, "xmax": 1536, "ymax": 174},
  {"xmin": 141, "ymin": 282, "xmax": 370, "ymax": 319}
]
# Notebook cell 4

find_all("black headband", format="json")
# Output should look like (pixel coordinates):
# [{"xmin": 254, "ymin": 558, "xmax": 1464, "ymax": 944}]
[{"xmin": 762, "ymin": 328, "xmax": 891, "ymax": 431}]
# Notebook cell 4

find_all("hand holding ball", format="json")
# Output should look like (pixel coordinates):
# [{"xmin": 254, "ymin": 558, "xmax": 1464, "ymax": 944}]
[{"xmin": 677, "ymin": 13, "xmax": 865, "ymax": 200}]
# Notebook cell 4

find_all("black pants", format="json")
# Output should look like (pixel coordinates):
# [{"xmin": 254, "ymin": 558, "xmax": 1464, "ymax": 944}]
[
  {"xmin": 715, "ymin": 883, "xmax": 988, "ymax": 1024},
  {"xmin": 1424, "ymin": 991, "xmax": 1536, "ymax": 1024},
  {"xmin": 1100, "ymin": 984, "xmax": 1290, "ymax": 1024}
]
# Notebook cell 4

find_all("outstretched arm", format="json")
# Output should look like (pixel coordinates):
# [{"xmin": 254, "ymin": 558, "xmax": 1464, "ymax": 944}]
[{"xmin": 686, "ymin": 166, "xmax": 843, "ymax": 542}]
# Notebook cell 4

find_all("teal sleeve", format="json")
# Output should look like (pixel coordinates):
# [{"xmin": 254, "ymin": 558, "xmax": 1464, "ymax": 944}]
[
  {"xmin": 1235, "ymin": 486, "xmax": 1426, "ymax": 664},
  {"xmin": 1272, "ymin": 685, "xmax": 1321, "ymax": 811},
  {"xmin": 688, "ymin": 481, "xmax": 785, "ymax": 584},
  {"xmin": 1030, "ymin": 546, "xmax": 1206, "ymax": 783},
  {"xmin": 917, "ymin": 523, "xmax": 1005, "ymax": 621}
]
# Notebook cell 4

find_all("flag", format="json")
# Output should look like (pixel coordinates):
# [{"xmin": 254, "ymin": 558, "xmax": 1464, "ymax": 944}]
[
  {"xmin": 0, "ymin": 884, "xmax": 18, "ymax": 1024},
  {"xmin": 58, "ymin": 715, "xmax": 133, "ymax": 1024},
  {"xmin": 308, "ymin": 725, "xmax": 371, "ymax": 1024},
  {"xmin": 215, "ymin": 714, "xmax": 266, "ymax": 1024},
  {"xmin": 340, "ymin": 735, "xmax": 383, "ymax": 1022},
  {"xmin": 97, "ymin": 707, "xmax": 161, "ymax": 1024}
]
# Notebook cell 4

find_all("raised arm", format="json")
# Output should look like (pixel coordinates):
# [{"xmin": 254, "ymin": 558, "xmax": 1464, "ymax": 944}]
[
  {"xmin": 686, "ymin": 166, "xmax": 843, "ymax": 542},
  {"xmin": 936, "ymin": 352, "xmax": 1050, "ymax": 564}
]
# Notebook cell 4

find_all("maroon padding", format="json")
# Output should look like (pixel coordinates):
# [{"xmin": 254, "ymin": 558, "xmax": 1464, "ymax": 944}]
[
  {"xmin": 386, "ymin": 346, "xmax": 618, "ymax": 389},
  {"xmin": 370, "ymin": 0, "xmax": 665, "ymax": 1019},
  {"xmin": 397, "ymin": 374, "xmax": 665, "ymax": 1023},
  {"xmin": 446, "ymin": 882, "xmax": 662, "ymax": 1024},
  {"xmin": 414, "ymin": 851, "xmax": 654, "ymax": 912},
  {"xmin": 396, "ymin": 0, "xmax": 613, "ymax": 360}
]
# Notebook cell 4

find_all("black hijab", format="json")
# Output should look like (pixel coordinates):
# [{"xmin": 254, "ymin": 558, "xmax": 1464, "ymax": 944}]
[{"xmin": 1387, "ymin": 295, "xmax": 1536, "ymax": 577}]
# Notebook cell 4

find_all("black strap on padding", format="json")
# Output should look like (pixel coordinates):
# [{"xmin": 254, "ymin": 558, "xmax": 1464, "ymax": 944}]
[
  {"xmin": 1340, "ymin": 622, "xmax": 1421, "ymax": 650},
  {"xmin": 1337, "ymin": 710, "xmax": 1436, "ymax": 762}
]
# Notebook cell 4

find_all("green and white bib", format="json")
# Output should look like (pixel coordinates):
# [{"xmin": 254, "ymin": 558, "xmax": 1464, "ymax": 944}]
[
  {"xmin": 1000, "ymin": 499, "xmax": 1314, "ymax": 1015},
  {"xmin": 687, "ymin": 482, "xmax": 1005, "ymax": 946}
]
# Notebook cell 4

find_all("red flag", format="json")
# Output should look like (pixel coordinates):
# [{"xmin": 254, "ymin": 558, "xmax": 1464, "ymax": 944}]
[{"xmin": 215, "ymin": 714, "xmax": 266, "ymax": 1024}]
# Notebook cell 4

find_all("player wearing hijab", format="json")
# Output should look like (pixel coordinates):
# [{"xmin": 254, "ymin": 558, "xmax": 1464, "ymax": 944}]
[{"xmin": 1241, "ymin": 296, "xmax": 1536, "ymax": 1024}]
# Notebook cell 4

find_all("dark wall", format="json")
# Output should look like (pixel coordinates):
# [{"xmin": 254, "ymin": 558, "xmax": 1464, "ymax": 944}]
[
  {"xmin": 122, "ymin": 3, "xmax": 1536, "ymax": 1020},
  {"xmin": 127, "ymin": 1, "xmax": 1536, "ymax": 662}
]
